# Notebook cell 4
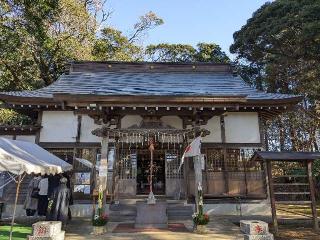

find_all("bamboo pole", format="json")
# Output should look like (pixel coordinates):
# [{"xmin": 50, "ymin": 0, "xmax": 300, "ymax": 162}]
[{"xmin": 9, "ymin": 173, "xmax": 23, "ymax": 240}]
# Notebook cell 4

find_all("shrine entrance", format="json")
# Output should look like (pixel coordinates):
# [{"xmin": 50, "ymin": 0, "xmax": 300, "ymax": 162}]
[{"xmin": 136, "ymin": 149, "xmax": 166, "ymax": 195}]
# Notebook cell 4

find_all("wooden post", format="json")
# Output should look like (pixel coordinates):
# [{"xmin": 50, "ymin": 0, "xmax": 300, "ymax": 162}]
[
  {"xmin": 149, "ymin": 141, "xmax": 154, "ymax": 194},
  {"xmin": 100, "ymin": 135, "xmax": 109, "ymax": 212},
  {"xmin": 220, "ymin": 115, "xmax": 229, "ymax": 194},
  {"xmin": 183, "ymin": 131, "xmax": 190, "ymax": 200},
  {"xmin": 266, "ymin": 160, "xmax": 278, "ymax": 235},
  {"xmin": 111, "ymin": 141, "xmax": 119, "ymax": 203},
  {"xmin": 9, "ymin": 173, "xmax": 23, "ymax": 240},
  {"xmin": 307, "ymin": 160, "xmax": 319, "ymax": 231},
  {"xmin": 194, "ymin": 155, "xmax": 203, "ymax": 213},
  {"xmin": 35, "ymin": 111, "xmax": 43, "ymax": 144}
]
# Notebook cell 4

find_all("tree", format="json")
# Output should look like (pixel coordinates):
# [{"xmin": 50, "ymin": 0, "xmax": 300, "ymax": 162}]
[
  {"xmin": 145, "ymin": 43, "xmax": 229, "ymax": 63},
  {"xmin": 230, "ymin": 0, "xmax": 320, "ymax": 151},
  {"xmin": 145, "ymin": 44, "xmax": 196, "ymax": 62},
  {"xmin": 93, "ymin": 11, "xmax": 163, "ymax": 61},
  {"xmin": 0, "ymin": 0, "xmax": 103, "ymax": 90}
]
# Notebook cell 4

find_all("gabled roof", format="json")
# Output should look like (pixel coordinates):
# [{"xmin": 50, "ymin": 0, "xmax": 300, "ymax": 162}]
[{"xmin": 0, "ymin": 61, "xmax": 302, "ymax": 105}]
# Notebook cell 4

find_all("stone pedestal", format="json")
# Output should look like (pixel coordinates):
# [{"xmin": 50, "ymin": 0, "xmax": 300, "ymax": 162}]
[
  {"xmin": 193, "ymin": 224, "xmax": 208, "ymax": 234},
  {"xmin": 28, "ymin": 221, "xmax": 65, "ymax": 240},
  {"xmin": 240, "ymin": 220, "xmax": 274, "ymax": 240},
  {"xmin": 91, "ymin": 225, "xmax": 107, "ymax": 235},
  {"xmin": 135, "ymin": 201, "xmax": 168, "ymax": 228}
]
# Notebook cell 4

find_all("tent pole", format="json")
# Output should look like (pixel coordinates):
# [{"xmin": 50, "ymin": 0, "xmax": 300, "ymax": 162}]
[{"xmin": 9, "ymin": 173, "xmax": 23, "ymax": 240}]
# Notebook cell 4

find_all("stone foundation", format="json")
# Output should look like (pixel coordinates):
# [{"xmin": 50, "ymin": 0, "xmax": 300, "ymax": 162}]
[
  {"xmin": 28, "ymin": 221, "xmax": 65, "ymax": 240},
  {"xmin": 135, "ymin": 201, "xmax": 168, "ymax": 229},
  {"xmin": 240, "ymin": 220, "xmax": 274, "ymax": 240}
]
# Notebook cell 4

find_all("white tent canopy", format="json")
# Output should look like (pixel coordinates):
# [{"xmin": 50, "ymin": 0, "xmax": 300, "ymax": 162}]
[
  {"xmin": 0, "ymin": 137, "xmax": 73, "ymax": 240},
  {"xmin": 0, "ymin": 137, "xmax": 72, "ymax": 175}
]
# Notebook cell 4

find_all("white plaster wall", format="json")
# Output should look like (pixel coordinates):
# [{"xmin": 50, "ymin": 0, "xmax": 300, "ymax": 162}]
[
  {"xmin": 0, "ymin": 135, "xmax": 13, "ymax": 139},
  {"xmin": 224, "ymin": 112, "xmax": 260, "ymax": 143},
  {"xmin": 202, "ymin": 116, "xmax": 222, "ymax": 143},
  {"xmin": 161, "ymin": 116, "xmax": 183, "ymax": 129},
  {"xmin": 40, "ymin": 111, "xmax": 77, "ymax": 142},
  {"xmin": 121, "ymin": 115, "xmax": 143, "ymax": 128},
  {"xmin": 80, "ymin": 115, "xmax": 101, "ymax": 142},
  {"xmin": 16, "ymin": 135, "xmax": 36, "ymax": 143}
]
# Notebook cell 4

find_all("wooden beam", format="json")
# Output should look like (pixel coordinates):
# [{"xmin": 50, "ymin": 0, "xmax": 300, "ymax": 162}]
[{"xmin": 307, "ymin": 160, "xmax": 319, "ymax": 231}]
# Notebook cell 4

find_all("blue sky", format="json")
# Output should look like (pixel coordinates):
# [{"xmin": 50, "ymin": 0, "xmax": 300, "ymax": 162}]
[{"xmin": 105, "ymin": 0, "xmax": 270, "ymax": 58}]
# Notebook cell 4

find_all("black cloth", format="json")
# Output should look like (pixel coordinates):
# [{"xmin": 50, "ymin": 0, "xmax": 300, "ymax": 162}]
[
  {"xmin": 48, "ymin": 183, "xmax": 71, "ymax": 228},
  {"xmin": 48, "ymin": 175, "xmax": 61, "ymax": 197},
  {"xmin": 37, "ymin": 195, "xmax": 48, "ymax": 216},
  {"xmin": 26, "ymin": 209, "xmax": 36, "ymax": 216}
]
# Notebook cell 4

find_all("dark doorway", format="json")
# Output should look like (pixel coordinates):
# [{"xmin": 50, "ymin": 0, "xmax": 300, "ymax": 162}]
[{"xmin": 136, "ymin": 150, "xmax": 165, "ymax": 195}]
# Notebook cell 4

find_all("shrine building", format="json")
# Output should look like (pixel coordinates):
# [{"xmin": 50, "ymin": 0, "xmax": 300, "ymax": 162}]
[{"xmin": 0, "ymin": 61, "xmax": 302, "ymax": 217}]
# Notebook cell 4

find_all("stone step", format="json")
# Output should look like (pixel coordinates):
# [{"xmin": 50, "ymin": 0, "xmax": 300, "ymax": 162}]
[
  {"xmin": 109, "ymin": 204, "xmax": 137, "ymax": 211},
  {"xmin": 109, "ymin": 210, "xmax": 136, "ymax": 216},
  {"xmin": 168, "ymin": 215, "xmax": 192, "ymax": 220},
  {"xmin": 109, "ymin": 215, "xmax": 136, "ymax": 222}
]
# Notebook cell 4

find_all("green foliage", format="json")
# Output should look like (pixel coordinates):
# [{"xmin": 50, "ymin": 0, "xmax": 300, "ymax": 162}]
[
  {"xmin": 230, "ymin": 0, "xmax": 320, "ymax": 151},
  {"xmin": 0, "ymin": 0, "xmax": 97, "ymax": 90},
  {"xmin": 145, "ymin": 43, "xmax": 196, "ymax": 62},
  {"xmin": 0, "ymin": 109, "xmax": 32, "ymax": 125},
  {"xmin": 93, "ymin": 11, "xmax": 163, "ymax": 61},
  {"xmin": 313, "ymin": 159, "xmax": 320, "ymax": 178},
  {"xmin": 93, "ymin": 27, "xmax": 143, "ymax": 61},
  {"xmin": 145, "ymin": 43, "xmax": 229, "ymax": 63}
]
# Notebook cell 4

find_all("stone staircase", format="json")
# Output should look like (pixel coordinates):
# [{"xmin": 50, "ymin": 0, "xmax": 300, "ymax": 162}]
[
  {"xmin": 167, "ymin": 200, "xmax": 193, "ymax": 221},
  {"xmin": 109, "ymin": 199, "xmax": 137, "ymax": 222},
  {"xmin": 108, "ymin": 198, "xmax": 193, "ymax": 222}
]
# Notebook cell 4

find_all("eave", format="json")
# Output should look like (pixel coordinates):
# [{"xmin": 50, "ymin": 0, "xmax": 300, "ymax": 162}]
[{"xmin": 0, "ymin": 125, "xmax": 41, "ymax": 135}]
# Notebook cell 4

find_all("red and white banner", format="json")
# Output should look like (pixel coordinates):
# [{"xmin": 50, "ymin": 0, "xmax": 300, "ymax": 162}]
[{"xmin": 178, "ymin": 136, "xmax": 202, "ymax": 171}]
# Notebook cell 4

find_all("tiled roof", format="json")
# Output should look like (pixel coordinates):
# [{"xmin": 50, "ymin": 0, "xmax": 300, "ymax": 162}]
[{"xmin": 1, "ymin": 71, "xmax": 298, "ymax": 101}]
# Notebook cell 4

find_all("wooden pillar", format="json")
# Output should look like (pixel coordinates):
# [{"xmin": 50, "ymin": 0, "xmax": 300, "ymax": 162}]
[
  {"xmin": 111, "ymin": 140, "xmax": 119, "ymax": 203},
  {"xmin": 183, "ymin": 121, "xmax": 190, "ymax": 200},
  {"xmin": 35, "ymin": 111, "xmax": 43, "ymax": 144},
  {"xmin": 307, "ymin": 160, "xmax": 319, "ymax": 231},
  {"xmin": 100, "ymin": 135, "xmax": 109, "ymax": 211},
  {"xmin": 220, "ymin": 115, "xmax": 229, "ymax": 194},
  {"xmin": 266, "ymin": 160, "xmax": 278, "ymax": 235},
  {"xmin": 194, "ymin": 155, "xmax": 203, "ymax": 213}
]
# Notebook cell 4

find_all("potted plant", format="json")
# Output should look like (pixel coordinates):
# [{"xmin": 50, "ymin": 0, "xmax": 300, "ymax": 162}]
[
  {"xmin": 193, "ymin": 183, "xmax": 210, "ymax": 233},
  {"xmin": 92, "ymin": 186, "xmax": 108, "ymax": 235}
]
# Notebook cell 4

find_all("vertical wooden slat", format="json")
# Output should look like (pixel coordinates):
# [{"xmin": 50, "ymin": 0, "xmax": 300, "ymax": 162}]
[
  {"xmin": 267, "ymin": 160, "xmax": 278, "ymax": 235},
  {"xmin": 307, "ymin": 160, "xmax": 319, "ymax": 231}
]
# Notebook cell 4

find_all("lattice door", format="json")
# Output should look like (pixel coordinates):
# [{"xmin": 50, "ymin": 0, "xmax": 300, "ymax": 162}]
[
  {"xmin": 165, "ymin": 150, "xmax": 183, "ymax": 179},
  {"xmin": 118, "ymin": 149, "xmax": 137, "ymax": 180}
]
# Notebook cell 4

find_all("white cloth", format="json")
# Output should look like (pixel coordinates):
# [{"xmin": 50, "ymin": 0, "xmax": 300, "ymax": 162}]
[
  {"xmin": 178, "ymin": 136, "xmax": 202, "ymax": 171},
  {"xmin": 0, "ymin": 137, "xmax": 72, "ymax": 175},
  {"xmin": 38, "ymin": 178, "xmax": 48, "ymax": 196}
]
